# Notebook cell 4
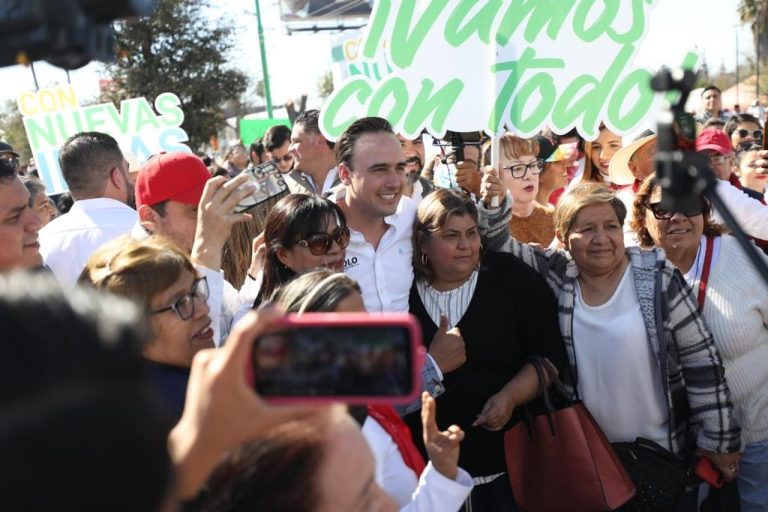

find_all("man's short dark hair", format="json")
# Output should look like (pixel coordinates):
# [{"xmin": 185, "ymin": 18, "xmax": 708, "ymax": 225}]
[
  {"xmin": 249, "ymin": 138, "xmax": 265, "ymax": 161},
  {"xmin": 701, "ymin": 85, "xmax": 722, "ymax": 97},
  {"xmin": 263, "ymin": 125, "xmax": 292, "ymax": 152},
  {"xmin": 295, "ymin": 110, "xmax": 334, "ymax": 149},
  {"xmin": 59, "ymin": 132, "xmax": 124, "ymax": 198},
  {"xmin": 334, "ymin": 117, "xmax": 394, "ymax": 169},
  {"xmin": 0, "ymin": 272, "xmax": 172, "ymax": 511}
]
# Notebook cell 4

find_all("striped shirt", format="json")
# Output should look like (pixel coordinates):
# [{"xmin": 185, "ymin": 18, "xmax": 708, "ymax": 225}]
[{"xmin": 416, "ymin": 270, "xmax": 478, "ymax": 329}]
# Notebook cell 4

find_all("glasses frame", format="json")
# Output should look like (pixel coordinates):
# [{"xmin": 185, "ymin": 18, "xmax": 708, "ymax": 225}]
[
  {"xmin": 647, "ymin": 201, "xmax": 703, "ymax": 220},
  {"xmin": 150, "ymin": 276, "xmax": 209, "ymax": 321},
  {"xmin": 736, "ymin": 128, "xmax": 763, "ymax": 140},
  {"xmin": 273, "ymin": 154, "xmax": 294, "ymax": 164},
  {"xmin": 296, "ymin": 226, "xmax": 351, "ymax": 255},
  {"xmin": 501, "ymin": 158, "xmax": 545, "ymax": 178}
]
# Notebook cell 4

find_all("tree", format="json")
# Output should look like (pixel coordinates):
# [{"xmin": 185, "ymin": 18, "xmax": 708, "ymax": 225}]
[
  {"xmin": 740, "ymin": 0, "xmax": 768, "ymax": 71},
  {"xmin": 105, "ymin": 0, "xmax": 249, "ymax": 150},
  {"xmin": 0, "ymin": 100, "xmax": 32, "ymax": 163}
]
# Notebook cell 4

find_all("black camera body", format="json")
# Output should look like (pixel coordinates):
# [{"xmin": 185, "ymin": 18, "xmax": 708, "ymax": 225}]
[{"xmin": 0, "ymin": 0, "xmax": 157, "ymax": 70}]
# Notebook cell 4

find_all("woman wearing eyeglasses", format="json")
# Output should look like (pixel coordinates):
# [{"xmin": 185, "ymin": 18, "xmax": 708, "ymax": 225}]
[
  {"xmin": 79, "ymin": 236, "xmax": 213, "ymax": 419},
  {"xmin": 631, "ymin": 176, "xmax": 768, "ymax": 511},
  {"xmin": 497, "ymin": 134, "xmax": 557, "ymax": 246},
  {"xmin": 253, "ymin": 193, "xmax": 350, "ymax": 307},
  {"xmin": 724, "ymin": 113, "xmax": 764, "ymax": 152}
]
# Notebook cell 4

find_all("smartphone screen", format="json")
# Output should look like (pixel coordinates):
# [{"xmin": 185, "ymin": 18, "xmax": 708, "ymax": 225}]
[
  {"xmin": 235, "ymin": 161, "xmax": 288, "ymax": 213},
  {"xmin": 251, "ymin": 315, "xmax": 421, "ymax": 404}
]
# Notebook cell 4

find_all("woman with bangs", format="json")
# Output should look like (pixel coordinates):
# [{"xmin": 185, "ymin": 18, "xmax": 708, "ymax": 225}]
[
  {"xmin": 79, "ymin": 236, "xmax": 214, "ymax": 419},
  {"xmin": 252, "ymin": 193, "xmax": 351, "ymax": 308}
]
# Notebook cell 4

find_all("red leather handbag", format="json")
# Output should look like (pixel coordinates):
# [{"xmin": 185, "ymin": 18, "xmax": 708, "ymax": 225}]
[{"xmin": 504, "ymin": 357, "xmax": 636, "ymax": 512}]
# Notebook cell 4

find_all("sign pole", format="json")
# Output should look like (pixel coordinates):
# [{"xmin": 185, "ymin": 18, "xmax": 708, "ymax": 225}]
[{"xmin": 255, "ymin": 0, "xmax": 274, "ymax": 118}]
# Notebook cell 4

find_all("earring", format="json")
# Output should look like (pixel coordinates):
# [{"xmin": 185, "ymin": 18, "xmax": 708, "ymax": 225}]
[
  {"xmin": 479, "ymin": 242, "xmax": 484, "ymax": 251},
  {"xmin": 421, "ymin": 253, "xmax": 428, "ymax": 265}
]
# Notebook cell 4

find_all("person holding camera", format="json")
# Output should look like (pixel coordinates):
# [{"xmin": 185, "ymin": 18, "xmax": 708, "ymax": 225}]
[
  {"xmin": 260, "ymin": 269, "xmax": 473, "ymax": 511},
  {"xmin": 631, "ymin": 176, "xmax": 768, "ymax": 511}
]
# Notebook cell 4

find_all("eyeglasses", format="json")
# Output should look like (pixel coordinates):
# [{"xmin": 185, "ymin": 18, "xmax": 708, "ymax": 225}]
[
  {"xmin": 647, "ymin": 201, "xmax": 703, "ymax": 220},
  {"xmin": 296, "ymin": 226, "xmax": 351, "ymax": 255},
  {"xmin": 273, "ymin": 154, "xmax": 294, "ymax": 164},
  {"xmin": 736, "ymin": 128, "xmax": 763, "ymax": 139},
  {"xmin": 501, "ymin": 159, "xmax": 545, "ymax": 178},
  {"xmin": 150, "ymin": 277, "xmax": 209, "ymax": 321},
  {"xmin": 707, "ymin": 155, "xmax": 728, "ymax": 167}
]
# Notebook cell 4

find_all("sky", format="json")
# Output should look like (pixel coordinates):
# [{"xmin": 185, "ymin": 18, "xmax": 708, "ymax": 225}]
[{"xmin": 0, "ymin": 0, "xmax": 757, "ymax": 110}]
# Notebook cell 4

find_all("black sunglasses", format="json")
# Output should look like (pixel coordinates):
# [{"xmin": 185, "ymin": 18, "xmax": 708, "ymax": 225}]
[
  {"xmin": 736, "ymin": 128, "xmax": 763, "ymax": 139},
  {"xmin": 647, "ymin": 201, "xmax": 703, "ymax": 220},
  {"xmin": 273, "ymin": 154, "xmax": 294, "ymax": 164},
  {"xmin": 296, "ymin": 226, "xmax": 351, "ymax": 255}
]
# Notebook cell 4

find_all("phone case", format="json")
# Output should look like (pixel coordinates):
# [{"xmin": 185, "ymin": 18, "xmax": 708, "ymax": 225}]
[
  {"xmin": 695, "ymin": 457, "xmax": 725, "ymax": 489},
  {"xmin": 247, "ymin": 313, "xmax": 426, "ymax": 405}
]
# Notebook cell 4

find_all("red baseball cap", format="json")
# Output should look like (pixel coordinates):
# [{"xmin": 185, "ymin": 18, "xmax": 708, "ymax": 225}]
[
  {"xmin": 135, "ymin": 152, "xmax": 211, "ymax": 209},
  {"xmin": 696, "ymin": 128, "xmax": 733, "ymax": 155}
]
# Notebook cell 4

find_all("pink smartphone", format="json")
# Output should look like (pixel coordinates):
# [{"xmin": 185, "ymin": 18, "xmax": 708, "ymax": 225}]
[{"xmin": 248, "ymin": 313, "xmax": 425, "ymax": 405}]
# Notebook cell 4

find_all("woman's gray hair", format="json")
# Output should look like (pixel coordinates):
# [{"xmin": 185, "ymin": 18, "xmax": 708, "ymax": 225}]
[
  {"xmin": 269, "ymin": 269, "xmax": 362, "ymax": 313},
  {"xmin": 22, "ymin": 176, "xmax": 47, "ymax": 199}
]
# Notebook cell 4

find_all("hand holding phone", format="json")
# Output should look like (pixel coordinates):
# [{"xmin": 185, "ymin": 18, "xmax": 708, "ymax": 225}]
[
  {"xmin": 235, "ymin": 161, "xmax": 287, "ymax": 213},
  {"xmin": 250, "ymin": 313, "xmax": 425, "ymax": 405},
  {"xmin": 695, "ymin": 457, "xmax": 725, "ymax": 489}
]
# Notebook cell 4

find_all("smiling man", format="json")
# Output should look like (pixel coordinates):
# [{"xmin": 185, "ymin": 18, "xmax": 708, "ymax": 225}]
[
  {"xmin": 330, "ymin": 117, "xmax": 465, "ymax": 414},
  {"xmin": 0, "ymin": 158, "xmax": 43, "ymax": 273}
]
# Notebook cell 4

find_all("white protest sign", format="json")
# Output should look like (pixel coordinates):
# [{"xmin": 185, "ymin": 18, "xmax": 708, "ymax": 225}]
[
  {"xmin": 319, "ymin": 0, "xmax": 699, "ymax": 141},
  {"xmin": 17, "ymin": 85, "xmax": 192, "ymax": 194}
]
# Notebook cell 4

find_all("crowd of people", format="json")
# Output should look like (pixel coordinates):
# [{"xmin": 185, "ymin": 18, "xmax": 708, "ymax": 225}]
[{"xmin": 0, "ymin": 84, "xmax": 767, "ymax": 512}]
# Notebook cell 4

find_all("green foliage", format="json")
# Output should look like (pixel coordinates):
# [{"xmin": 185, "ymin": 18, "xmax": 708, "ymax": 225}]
[
  {"xmin": 104, "ymin": 0, "xmax": 249, "ymax": 150},
  {"xmin": 317, "ymin": 71, "xmax": 334, "ymax": 99},
  {"xmin": 0, "ymin": 99, "xmax": 32, "ymax": 163}
]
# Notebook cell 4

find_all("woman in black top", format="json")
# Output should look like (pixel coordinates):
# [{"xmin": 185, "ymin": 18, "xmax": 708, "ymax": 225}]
[{"xmin": 405, "ymin": 189, "xmax": 567, "ymax": 512}]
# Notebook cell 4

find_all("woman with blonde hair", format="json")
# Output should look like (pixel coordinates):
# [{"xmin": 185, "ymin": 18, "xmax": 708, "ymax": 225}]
[
  {"xmin": 479, "ymin": 177, "xmax": 741, "ymax": 511},
  {"xmin": 79, "ymin": 235, "xmax": 213, "ymax": 419}
]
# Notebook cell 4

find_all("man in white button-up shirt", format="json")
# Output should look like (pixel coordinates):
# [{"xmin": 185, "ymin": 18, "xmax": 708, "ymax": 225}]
[
  {"xmin": 331, "ymin": 117, "xmax": 467, "ymax": 412},
  {"xmin": 39, "ymin": 132, "xmax": 137, "ymax": 285}
]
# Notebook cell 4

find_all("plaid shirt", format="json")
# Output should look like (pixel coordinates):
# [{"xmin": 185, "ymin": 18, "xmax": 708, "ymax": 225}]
[{"xmin": 478, "ymin": 198, "xmax": 741, "ymax": 457}]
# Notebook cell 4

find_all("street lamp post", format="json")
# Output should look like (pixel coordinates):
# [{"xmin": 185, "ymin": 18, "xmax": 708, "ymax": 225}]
[
  {"xmin": 255, "ymin": 0, "xmax": 274, "ymax": 118},
  {"xmin": 736, "ymin": 27, "xmax": 740, "ymax": 106}
]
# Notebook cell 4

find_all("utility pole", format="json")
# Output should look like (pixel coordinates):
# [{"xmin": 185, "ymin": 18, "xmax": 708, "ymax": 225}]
[
  {"xmin": 255, "ymin": 0, "xmax": 274, "ymax": 118},
  {"xmin": 736, "ymin": 27, "xmax": 740, "ymax": 106}
]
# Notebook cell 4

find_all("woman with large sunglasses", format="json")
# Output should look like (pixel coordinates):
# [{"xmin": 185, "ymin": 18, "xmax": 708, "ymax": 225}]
[
  {"xmin": 724, "ymin": 113, "xmax": 764, "ymax": 152},
  {"xmin": 79, "ymin": 236, "xmax": 214, "ymax": 420},
  {"xmin": 631, "ymin": 176, "xmax": 768, "ymax": 511},
  {"xmin": 251, "ymin": 193, "xmax": 351, "ymax": 308}
]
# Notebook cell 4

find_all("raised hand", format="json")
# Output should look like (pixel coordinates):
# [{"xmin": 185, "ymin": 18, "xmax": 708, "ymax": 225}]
[
  {"xmin": 428, "ymin": 315, "xmax": 466, "ymax": 374},
  {"xmin": 480, "ymin": 165, "xmax": 504, "ymax": 206},
  {"xmin": 422, "ymin": 392, "xmax": 464, "ymax": 480}
]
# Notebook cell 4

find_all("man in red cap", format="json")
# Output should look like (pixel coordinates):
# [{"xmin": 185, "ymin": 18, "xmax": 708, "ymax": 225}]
[
  {"xmin": 134, "ymin": 152, "xmax": 259, "ymax": 345},
  {"xmin": 696, "ymin": 128, "xmax": 765, "ymax": 202}
]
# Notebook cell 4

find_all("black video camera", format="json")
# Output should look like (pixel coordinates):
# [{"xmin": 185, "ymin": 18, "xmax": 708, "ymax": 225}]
[{"xmin": 0, "ymin": 0, "xmax": 157, "ymax": 70}]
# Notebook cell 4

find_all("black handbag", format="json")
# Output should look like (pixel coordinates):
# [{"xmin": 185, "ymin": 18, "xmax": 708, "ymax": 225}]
[{"xmin": 611, "ymin": 437, "xmax": 690, "ymax": 512}]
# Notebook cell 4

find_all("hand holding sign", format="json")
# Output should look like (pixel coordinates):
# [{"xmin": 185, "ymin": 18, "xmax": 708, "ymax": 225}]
[{"xmin": 481, "ymin": 165, "xmax": 504, "ymax": 207}]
